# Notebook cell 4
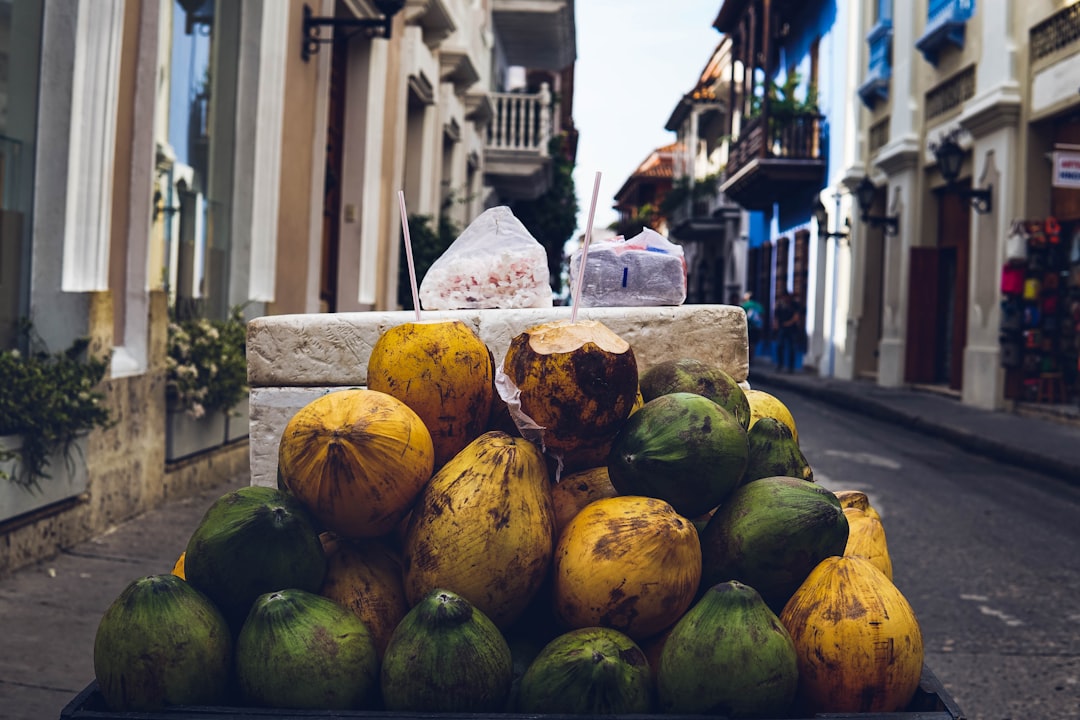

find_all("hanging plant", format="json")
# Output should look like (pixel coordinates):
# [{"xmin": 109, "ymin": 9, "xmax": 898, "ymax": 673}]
[
  {"xmin": 165, "ymin": 306, "xmax": 248, "ymax": 420},
  {"xmin": 0, "ymin": 326, "xmax": 114, "ymax": 490}
]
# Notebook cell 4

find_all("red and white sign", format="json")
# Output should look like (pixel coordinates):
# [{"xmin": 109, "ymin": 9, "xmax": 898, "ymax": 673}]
[{"xmin": 1052, "ymin": 151, "xmax": 1080, "ymax": 189}]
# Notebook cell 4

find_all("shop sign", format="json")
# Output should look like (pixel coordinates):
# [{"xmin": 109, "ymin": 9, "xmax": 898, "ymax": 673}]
[{"xmin": 1052, "ymin": 151, "xmax": 1080, "ymax": 189}]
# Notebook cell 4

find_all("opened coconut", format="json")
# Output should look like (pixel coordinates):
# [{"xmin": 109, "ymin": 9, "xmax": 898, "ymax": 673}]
[{"xmin": 500, "ymin": 319, "xmax": 637, "ymax": 472}]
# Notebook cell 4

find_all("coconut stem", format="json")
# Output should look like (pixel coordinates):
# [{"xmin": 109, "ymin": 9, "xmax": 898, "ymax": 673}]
[{"xmin": 570, "ymin": 171, "xmax": 602, "ymax": 324}]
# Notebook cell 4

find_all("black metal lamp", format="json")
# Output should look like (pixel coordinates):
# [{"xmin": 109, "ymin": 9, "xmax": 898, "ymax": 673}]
[
  {"xmin": 812, "ymin": 200, "xmax": 849, "ymax": 240},
  {"xmin": 855, "ymin": 176, "xmax": 899, "ymax": 234},
  {"xmin": 932, "ymin": 135, "xmax": 992, "ymax": 214},
  {"xmin": 302, "ymin": 0, "xmax": 405, "ymax": 61}
]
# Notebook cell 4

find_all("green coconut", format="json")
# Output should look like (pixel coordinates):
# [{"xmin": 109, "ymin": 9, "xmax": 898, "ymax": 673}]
[
  {"xmin": 184, "ymin": 485, "xmax": 327, "ymax": 630},
  {"xmin": 699, "ymin": 476, "xmax": 849, "ymax": 611},
  {"xmin": 607, "ymin": 392, "xmax": 749, "ymax": 518},
  {"xmin": 743, "ymin": 416, "xmax": 814, "ymax": 484},
  {"xmin": 639, "ymin": 358, "xmax": 751, "ymax": 429},
  {"xmin": 235, "ymin": 589, "xmax": 378, "ymax": 710},
  {"xmin": 658, "ymin": 581, "xmax": 797, "ymax": 717},
  {"xmin": 381, "ymin": 588, "xmax": 513, "ymax": 712},
  {"xmin": 93, "ymin": 574, "xmax": 232, "ymax": 711},
  {"xmin": 518, "ymin": 627, "xmax": 654, "ymax": 714}
]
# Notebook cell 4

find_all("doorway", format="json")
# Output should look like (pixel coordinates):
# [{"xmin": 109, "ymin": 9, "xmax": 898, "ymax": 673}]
[
  {"xmin": 318, "ymin": 33, "xmax": 348, "ymax": 313},
  {"xmin": 905, "ymin": 187, "xmax": 970, "ymax": 389}
]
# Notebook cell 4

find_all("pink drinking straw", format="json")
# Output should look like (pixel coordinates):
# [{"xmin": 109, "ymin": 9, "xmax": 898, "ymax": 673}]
[
  {"xmin": 570, "ymin": 171, "xmax": 603, "ymax": 324},
  {"xmin": 397, "ymin": 190, "xmax": 422, "ymax": 321}
]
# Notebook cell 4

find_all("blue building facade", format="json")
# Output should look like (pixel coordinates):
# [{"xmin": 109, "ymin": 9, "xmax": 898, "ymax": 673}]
[{"xmin": 716, "ymin": 0, "xmax": 852, "ymax": 374}]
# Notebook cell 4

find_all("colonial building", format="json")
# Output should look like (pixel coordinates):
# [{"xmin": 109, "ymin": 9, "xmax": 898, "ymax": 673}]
[
  {"xmin": 0, "ymin": 0, "xmax": 575, "ymax": 575},
  {"xmin": 847, "ymin": 0, "xmax": 1079, "ymax": 411}
]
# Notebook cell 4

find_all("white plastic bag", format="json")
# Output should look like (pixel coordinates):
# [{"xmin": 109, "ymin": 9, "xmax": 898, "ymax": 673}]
[
  {"xmin": 568, "ymin": 228, "xmax": 686, "ymax": 307},
  {"xmin": 1004, "ymin": 219, "xmax": 1028, "ymax": 264},
  {"xmin": 419, "ymin": 206, "xmax": 553, "ymax": 310}
]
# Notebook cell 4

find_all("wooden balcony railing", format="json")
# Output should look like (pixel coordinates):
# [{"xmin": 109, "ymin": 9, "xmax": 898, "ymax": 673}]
[{"xmin": 726, "ymin": 112, "xmax": 826, "ymax": 179}]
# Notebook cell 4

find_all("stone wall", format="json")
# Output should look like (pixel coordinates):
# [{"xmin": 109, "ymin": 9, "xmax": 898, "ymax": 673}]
[{"xmin": 0, "ymin": 291, "xmax": 251, "ymax": 579}]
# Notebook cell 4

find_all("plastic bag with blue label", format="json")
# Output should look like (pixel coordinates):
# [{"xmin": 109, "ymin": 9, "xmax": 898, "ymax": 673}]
[{"xmin": 568, "ymin": 227, "xmax": 686, "ymax": 307}]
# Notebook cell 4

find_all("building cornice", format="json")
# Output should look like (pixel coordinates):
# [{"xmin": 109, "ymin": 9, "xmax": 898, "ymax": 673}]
[
  {"xmin": 872, "ymin": 135, "xmax": 921, "ymax": 176},
  {"xmin": 959, "ymin": 84, "xmax": 1023, "ymax": 139}
]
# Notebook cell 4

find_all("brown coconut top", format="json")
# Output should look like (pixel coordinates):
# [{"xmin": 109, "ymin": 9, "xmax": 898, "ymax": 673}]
[{"xmin": 525, "ymin": 319, "xmax": 630, "ymax": 354}]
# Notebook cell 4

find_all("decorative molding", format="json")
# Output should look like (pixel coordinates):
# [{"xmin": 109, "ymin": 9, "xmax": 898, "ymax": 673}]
[
  {"xmin": 1030, "ymin": 3, "xmax": 1080, "ymax": 64},
  {"xmin": 439, "ymin": 47, "xmax": 480, "ymax": 92},
  {"xmin": 404, "ymin": 0, "xmax": 455, "ymax": 48},
  {"xmin": 959, "ymin": 85, "xmax": 1022, "ymax": 140},
  {"xmin": 444, "ymin": 118, "xmax": 461, "ymax": 143},
  {"xmin": 407, "ymin": 72, "xmax": 435, "ymax": 105},
  {"xmin": 924, "ymin": 65, "xmax": 976, "ymax": 122},
  {"xmin": 62, "ymin": 0, "xmax": 124, "ymax": 292},
  {"xmin": 873, "ymin": 135, "xmax": 921, "ymax": 175}
]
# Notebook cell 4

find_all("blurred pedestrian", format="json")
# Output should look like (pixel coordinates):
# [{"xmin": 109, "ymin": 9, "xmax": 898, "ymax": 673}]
[
  {"xmin": 740, "ymin": 291, "xmax": 764, "ymax": 361},
  {"xmin": 773, "ymin": 290, "xmax": 801, "ymax": 372}
]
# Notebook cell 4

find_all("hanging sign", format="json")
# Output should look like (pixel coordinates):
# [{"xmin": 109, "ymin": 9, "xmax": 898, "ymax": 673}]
[{"xmin": 1052, "ymin": 151, "xmax": 1080, "ymax": 188}]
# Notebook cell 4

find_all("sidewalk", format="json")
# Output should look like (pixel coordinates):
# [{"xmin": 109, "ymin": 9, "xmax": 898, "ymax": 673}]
[
  {"xmin": 0, "ymin": 473, "xmax": 249, "ymax": 720},
  {"xmin": 748, "ymin": 359, "xmax": 1080, "ymax": 485}
]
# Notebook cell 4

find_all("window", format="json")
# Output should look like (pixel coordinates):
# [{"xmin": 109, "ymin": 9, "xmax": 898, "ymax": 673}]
[
  {"xmin": 915, "ymin": 0, "xmax": 975, "ymax": 65},
  {"xmin": 858, "ymin": 0, "xmax": 893, "ymax": 108},
  {"xmin": 158, "ymin": 0, "xmax": 241, "ymax": 321},
  {"xmin": 0, "ymin": 0, "xmax": 42, "ymax": 349}
]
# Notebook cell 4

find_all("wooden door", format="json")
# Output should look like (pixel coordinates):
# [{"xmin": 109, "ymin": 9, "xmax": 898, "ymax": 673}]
[
  {"xmin": 319, "ymin": 35, "xmax": 348, "ymax": 313},
  {"xmin": 939, "ymin": 188, "xmax": 970, "ymax": 390},
  {"xmin": 905, "ymin": 247, "xmax": 940, "ymax": 384}
]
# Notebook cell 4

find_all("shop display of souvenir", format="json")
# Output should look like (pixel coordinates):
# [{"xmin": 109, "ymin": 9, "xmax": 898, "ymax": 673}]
[{"xmin": 999, "ymin": 217, "xmax": 1079, "ymax": 403}]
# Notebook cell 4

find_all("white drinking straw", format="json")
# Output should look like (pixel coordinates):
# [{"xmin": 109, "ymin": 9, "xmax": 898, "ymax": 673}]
[
  {"xmin": 398, "ymin": 190, "xmax": 422, "ymax": 321},
  {"xmin": 570, "ymin": 171, "xmax": 603, "ymax": 324}
]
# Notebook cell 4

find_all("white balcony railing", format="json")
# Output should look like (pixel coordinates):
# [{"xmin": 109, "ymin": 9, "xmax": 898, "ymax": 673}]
[{"xmin": 486, "ymin": 83, "xmax": 552, "ymax": 156}]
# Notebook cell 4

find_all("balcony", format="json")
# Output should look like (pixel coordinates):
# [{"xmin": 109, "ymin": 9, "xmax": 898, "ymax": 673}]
[
  {"xmin": 915, "ymin": 0, "xmax": 974, "ymax": 65},
  {"xmin": 858, "ymin": 19, "xmax": 893, "ymax": 108},
  {"xmin": 492, "ymin": 0, "xmax": 576, "ymax": 71},
  {"xmin": 483, "ymin": 85, "xmax": 555, "ymax": 200},
  {"xmin": 720, "ymin": 112, "xmax": 827, "ymax": 211}
]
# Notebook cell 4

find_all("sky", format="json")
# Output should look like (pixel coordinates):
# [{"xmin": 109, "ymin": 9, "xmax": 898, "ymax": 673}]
[{"xmin": 571, "ymin": 1, "xmax": 726, "ymax": 238}]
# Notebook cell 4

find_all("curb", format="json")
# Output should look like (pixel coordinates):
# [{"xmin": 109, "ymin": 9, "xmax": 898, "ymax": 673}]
[{"xmin": 753, "ymin": 371, "xmax": 1080, "ymax": 484}]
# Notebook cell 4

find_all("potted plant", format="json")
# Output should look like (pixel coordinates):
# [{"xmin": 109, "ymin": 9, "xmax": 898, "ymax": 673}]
[
  {"xmin": 0, "ymin": 328, "xmax": 113, "ymax": 519},
  {"xmin": 165, "ymin": 306, "xmax": 248, "ymax": 459}
]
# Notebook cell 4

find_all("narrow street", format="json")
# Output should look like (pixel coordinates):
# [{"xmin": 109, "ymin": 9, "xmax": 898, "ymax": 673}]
[{"xmin": 757, "ymin": 382, "xmax": 1080, "ymax": 720}]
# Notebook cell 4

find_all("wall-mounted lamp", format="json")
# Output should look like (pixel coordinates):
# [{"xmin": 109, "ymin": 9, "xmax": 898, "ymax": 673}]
[
  {"xmin": 177, "ymin": 0, "xmax": 213, "ymax": 36},
  {"xmin": 302, "ymin": 1, "xmax": 405, "ymax": 61},
  {"xmin": 812, "ymin": 200, "xmax": 850, "ymax": 240},
  {"xmin": 153, "ymin": 190, "xmax": 179, "ymax": 222},
  {"xmin": 931, "ymin": 135, "xmax": 992, "ymax": 214},
  {"xmin": 855, "ymin": 176, "xmax": 899, "ymax": 234}
]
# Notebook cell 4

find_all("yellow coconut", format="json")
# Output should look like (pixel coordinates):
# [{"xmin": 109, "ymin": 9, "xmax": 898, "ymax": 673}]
[
  {"xmin": 402, "ymin": 431, "xmax": 555, "ymax": 629},
  {"xmin": 501, "ymin": 319, "xmax": 638, "ymax": 472},
  {"xmin": 833, "ymin": 489, "xmax": 883, "ymax": 523},
  {"xmin": 278, "ymin": 388, "xmax": 434, "ymax": 539},
  {"xmin": 842, "ymin": 507, "xmax": 893, "ymax": 580},
  {"xmin": 367, "ymin": 320, "xmax": 494, "ymax": 468},
  {"xmin": 745, "ymin": 388, "xmax": 799, "ymax": 444},
  {"xmin": 319, "ymin": 539, "xmax": 410, "ymax": 659},
  {"xmin": 171, "ymin": 552, "xmax": 186, "ymax": 580},
  {"xmin": 550, "ymin": 466, "xmax": 618, "ymax": 534},
  {"xmin": 780, "ymin": 555, "xmax": 923, "ymax": 714},
  {"xmin": 552, "ymin": 495, "xmax": 701, "ymax": 641}
]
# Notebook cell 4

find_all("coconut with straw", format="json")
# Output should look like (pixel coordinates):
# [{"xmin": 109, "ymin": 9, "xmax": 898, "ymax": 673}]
[
  {"xmin": 366, "ymin": 192, "xmax": 495, "ymax": 468},
  {"xmin": 498, "ymin": 173, "xmax": 639, "ymax": 475}
]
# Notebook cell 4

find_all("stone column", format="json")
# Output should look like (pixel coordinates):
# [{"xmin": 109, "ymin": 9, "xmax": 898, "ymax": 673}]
[{"xmin": 956, "ymin": 0, "xmax": 1021, "ymax": 409}]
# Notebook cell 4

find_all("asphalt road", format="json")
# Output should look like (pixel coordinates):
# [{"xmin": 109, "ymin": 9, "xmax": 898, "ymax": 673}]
[{"xmin": 756, "ymin": 382, "xmax": 1080, "ymax": 720}]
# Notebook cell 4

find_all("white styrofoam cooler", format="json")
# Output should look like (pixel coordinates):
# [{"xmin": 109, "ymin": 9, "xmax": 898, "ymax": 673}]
[{"xmin": 246, "ymin": 305, "xmax": 748, "ymax": 487}]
